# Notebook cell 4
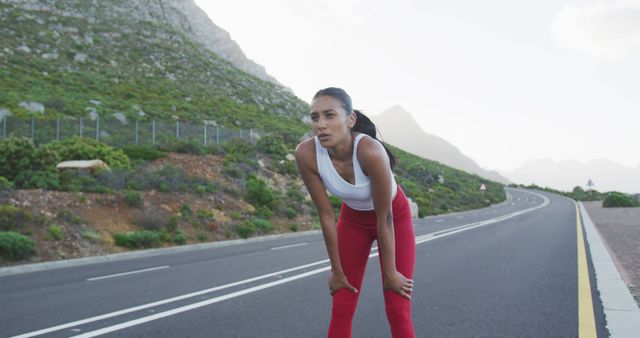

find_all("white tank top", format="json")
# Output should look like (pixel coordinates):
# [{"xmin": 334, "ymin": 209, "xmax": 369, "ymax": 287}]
[{"xmin": 315, "ymin": 133, "xmax": 397, "ymax": 211}]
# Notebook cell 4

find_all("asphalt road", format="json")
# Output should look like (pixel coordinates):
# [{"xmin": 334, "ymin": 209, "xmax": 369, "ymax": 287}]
[{"xmin": 0, "ymin": 188, "xmax": 608, "ymax": 337}]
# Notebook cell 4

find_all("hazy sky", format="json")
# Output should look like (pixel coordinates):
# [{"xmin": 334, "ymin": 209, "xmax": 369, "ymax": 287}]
[{"xmin": 194, "ymin": 0, "xmax": 640, "ymax": 172}]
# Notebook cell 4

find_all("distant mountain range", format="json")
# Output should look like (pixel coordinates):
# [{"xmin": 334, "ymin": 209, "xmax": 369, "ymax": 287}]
[
  {"xmin": 370, "ymin": 105, "xmax": 511, "ymax": 184},
  {"xmin": 502, "ymin": 158, "xmax": 640, "ymax": 194}
]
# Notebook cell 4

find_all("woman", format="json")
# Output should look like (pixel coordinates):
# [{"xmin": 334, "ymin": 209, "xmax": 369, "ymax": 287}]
[{"xmin": 295, "ymin": 87, "xmax": 416, "ymax": 338}]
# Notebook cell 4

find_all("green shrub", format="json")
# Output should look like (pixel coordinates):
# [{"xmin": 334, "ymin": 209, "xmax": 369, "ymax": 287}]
[
  {"xmin": 196, "ymin": 232, "xmax": 208, "ymax": 241},
  {"xmin": 45, "ymin": 136, "xmax": 131, "ymax": 170},
  {"xmin": 123, "ymin": 190, "xmax": 143, "ymax": 208},
  {"xmin": 224, "ymin": 138, "xmax": 255, "ymax": 158},
  {"xmin": 121, "ymin": 145, "xmax": 167, "ymax": 163},
  {"xmin": 0, "ymin": 176, "xmax": 14, "ymax": 190},
  {"xmin": 283, "ymin": 207, "xmax": 298, "ymax": 219},
  {"xmin": 254, "ymin": 205, "xmax": 273, "ymax": 219},
  {"xmin": 173, "ymin": 230, "xmax": 187, "ymax": 245},
  {"xmin": 328, "ymin": 195, "xmax": 342, "ymax": 212},
  {"xmin": 0, "ymin": 231, "xmax": 36, "ymax": 261},
  {"xmin": 0, "ymin": 138, "xmax": 60, "ymax": 189},
  {"xmin": 235, "ymin": 221, "xmax": 256, "ymax": 239},
  {"xmin": 250, "ymin": 218, "xmax": 273, "ymax": 232},
  {"xmin": 246, "ymin": 176, "xmax": 274, "ymax": 208},
  {"xmin": 48, "ymin": 224, "xmax": 63, "ymax": 240},
  {"xmin": 288, "ymin": 223, "xmax": 299, "ymax": 232},
  {"xmin": 181, "ymin": 204, "xmax": 192, "ymax": 219},
  {"xmin": 0, "ymin": 205, "xmax": 31, "ymax": 231},
  {"xmin": 165, "ymin": 213, "xmax": 180, "ymax": 232},
  {"xmin": 173, "ymin": 141, "xmax": 207, "ymax": 155},
  {"xmin": 257, "ymin": 134, "xmax": 288, "ymax": 159},
  {"xmin": 113, "ymin": 230, "xmax": 164, "ymax": 248},
  {"xmin": 603, "ymin": 192, "xmax": 640, "ymax": 208}
]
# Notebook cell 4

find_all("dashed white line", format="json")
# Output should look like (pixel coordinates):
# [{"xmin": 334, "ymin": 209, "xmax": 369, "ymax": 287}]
[
  {"xmin": 270, "ymin": 242, "xmax": 308, "ymax": 250},
  {"xmin": 435, "ymin": 219, "xmax": 444, "ymax": 223},
  {"xmin": 87, "ymin": 266, "xmax": 170, "ymax": 282}
]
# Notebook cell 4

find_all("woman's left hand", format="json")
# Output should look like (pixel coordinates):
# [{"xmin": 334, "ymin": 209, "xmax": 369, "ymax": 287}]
[{"xmin": 383, "ymin": 270, "xmax": 414, "ymax": 300}]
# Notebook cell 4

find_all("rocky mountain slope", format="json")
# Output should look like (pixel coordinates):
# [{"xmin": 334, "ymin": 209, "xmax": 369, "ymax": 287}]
[{"xmin": 0, "ymin": 0, "xmax": 307, "ymax": 139}]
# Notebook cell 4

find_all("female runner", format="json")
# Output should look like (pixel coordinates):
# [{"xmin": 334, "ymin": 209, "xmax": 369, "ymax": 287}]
[{"xmin": 295, "ymin": 87, "xmax": 416, "ymax": 338}]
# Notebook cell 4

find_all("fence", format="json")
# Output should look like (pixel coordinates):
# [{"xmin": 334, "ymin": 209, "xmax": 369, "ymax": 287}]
[{"xmin": 0, "ymin": 116, "xmax": 259, "ymax": 147}]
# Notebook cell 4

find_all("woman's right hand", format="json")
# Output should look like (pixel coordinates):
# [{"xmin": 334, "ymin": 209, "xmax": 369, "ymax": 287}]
[{"xmin": 328, "ymin": 272, "xmax": 358, "ymax": 296}]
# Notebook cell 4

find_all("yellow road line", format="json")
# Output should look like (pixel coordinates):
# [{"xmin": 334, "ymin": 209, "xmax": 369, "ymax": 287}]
[{"xmin": 576, "ymin": 202, "xmax": 597, "ymax": 337}]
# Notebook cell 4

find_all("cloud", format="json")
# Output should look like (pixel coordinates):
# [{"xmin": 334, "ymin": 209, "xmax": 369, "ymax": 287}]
[{"xmin": 551, "ymin": 0, "xmax": 640, "ymax": 60}]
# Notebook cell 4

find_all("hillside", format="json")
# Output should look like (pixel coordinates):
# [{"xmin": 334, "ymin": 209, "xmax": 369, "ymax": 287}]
[
  {"xmin": 371, "ymin": 105, "xmax": 510, "ymax": 184},
  {"xmin": 0, "ymin": 0, "xmax": 308, "ymax": 140},
  {"xmin": 0, "ymin": 0, "xmax": 507, "ymax": 265}
]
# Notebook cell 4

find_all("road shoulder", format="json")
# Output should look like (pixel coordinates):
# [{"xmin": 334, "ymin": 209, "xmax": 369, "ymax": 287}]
[{"xmin": 579, "ymin": 202, "xmax": 640, "ymax": 337}]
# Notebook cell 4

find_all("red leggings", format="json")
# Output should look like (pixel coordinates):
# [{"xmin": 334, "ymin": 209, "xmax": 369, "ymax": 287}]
[{"xmin": 328, "ymin": 186, "xmax": 416, "ymax": 338}]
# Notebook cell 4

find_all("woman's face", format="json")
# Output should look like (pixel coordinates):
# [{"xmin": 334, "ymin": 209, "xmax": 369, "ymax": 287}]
[{"xmin": 310, "ymin": 95, "xmax": 355, "ymax": 147}]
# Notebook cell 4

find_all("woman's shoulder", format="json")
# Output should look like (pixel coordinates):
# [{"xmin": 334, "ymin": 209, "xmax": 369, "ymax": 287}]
[{"xmin": 294, "ymin": 137, "xmax": 317, "ymax": 163}]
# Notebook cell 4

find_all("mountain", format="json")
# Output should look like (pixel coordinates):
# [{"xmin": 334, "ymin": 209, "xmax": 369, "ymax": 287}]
[
  {"xmin": 0, "ymin": 0, "xmax": 307, "ymax": 140},
  {"xmin": 504, "ymin": 158, "xmax": 640, "ymax": 194},
  {"xmin": 371, "ymin": 105, "xmax": 510, "ymax": 184}
]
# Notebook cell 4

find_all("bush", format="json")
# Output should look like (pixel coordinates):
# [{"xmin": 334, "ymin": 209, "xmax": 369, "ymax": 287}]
[
  {"xmin": 250, "ymin": 218, "xmax": 273, "ymax": 232},
  {"xmin": 254, "ymin": 205, "xmax": 273, "ymax": 219},
  {"xmin": 0, "ymin": 205, "xmax": 31, "ymax": 231},
  {"xmin": 0, "ymin": 231, "xmax": 36, "ymax": 261},
  {"xmin": 224, "ymin": 138, "xmax": 255, "ymax": 158},
  {"xmin": 257, "ymin": 134, "xmax": 288, "ymax": 159},
  {"xmin": 0, "ymin": 137, "xmax": 60, "ymax": 189},
  {"xmin": 123, "ymin": 190, "xmax": 143, "ymax": 208},
  {"xmin": 603, "ymin": 192, "xmax": 640, "ymax": 208},
  {"xmin": 196, "ymin": 232, "xmax": 208, "ymax": 241},
  {"xmin": 0, "ymin": 176, "xmax": 14, "ymax": 190},
  {"xmin": 45, "ymin": 136, "xmax": 131, "ymax": 170},
  {"xmin": 165, "ymin": 213, "xmax": 180, "ymax": 232},
  {"xmin": 288, "ymin": 223, "xmax": 299, "ymax": 232},
  {"xmin": 121, "ymin": 145, "xmax": 167, "ymax": 163},
  {"xmin": 235, "ymin": 221, "xmax": 256, "ymax": 239},
  {"xmin": 283, "ymin": 207, "xmax": 298, "ymax": 219},
  {"xmin": 245, "ymin": 176, "xmax": 275, "ymax": 208},
  {"xmin": 173, "ymin": 230, "xmax": 188, "ymax": 245},
  {"xmin": 48, "ymin": 224, "xmax": 63, "ymax": 240},
  {"xmin": 113, "ymin": 230, "xmax": 164, "ymax": 248}
]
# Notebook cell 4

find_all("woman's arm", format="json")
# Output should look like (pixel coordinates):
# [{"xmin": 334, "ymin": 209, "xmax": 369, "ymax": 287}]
[
  {"xmin": 358, "ymin": 137, "xmax": 413, "ymax": 299},
  {"xmin": 295, "ymin": 139, "xmax": 357, "ymax": 294}
]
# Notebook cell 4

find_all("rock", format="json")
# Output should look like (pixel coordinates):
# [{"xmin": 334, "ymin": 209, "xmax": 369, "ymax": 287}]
[
  {"xmin": 16, "ymin": 45, "xmax": 31, "ymax": 53},
  {"xmin": 74, "ymin": 53, "xmax": 88, "ymax": 62},
  {"xmin": 18, "ymin": 101, "xmax": 44, "ymax": 114},
  {"xmin": 56, "ymin": 159, "xmax": 111, "ymax": 174},
  {"xmin": 160, "ymin": 204, "xmax": 172, "ymax": 212},
  {"xmin": 286, "ymin": 154, "xmax": 295, "ymax": 161}
]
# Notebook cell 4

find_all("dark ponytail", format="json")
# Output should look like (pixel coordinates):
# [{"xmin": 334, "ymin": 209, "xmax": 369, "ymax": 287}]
[{"xmin": 313, "ymin": 87, "xmax": 397, "ymax": 170}]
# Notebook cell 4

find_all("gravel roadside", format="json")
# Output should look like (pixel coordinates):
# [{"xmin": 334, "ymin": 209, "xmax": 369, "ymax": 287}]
[{"xmin": 583, "ymin": 201, "xmax": 640, "ymax": 306}]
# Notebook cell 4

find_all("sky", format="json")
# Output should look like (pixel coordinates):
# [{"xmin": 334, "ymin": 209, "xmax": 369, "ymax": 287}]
[{"xmin": 194, "ymin": 0, "xmax": 640, "ymax": 173}]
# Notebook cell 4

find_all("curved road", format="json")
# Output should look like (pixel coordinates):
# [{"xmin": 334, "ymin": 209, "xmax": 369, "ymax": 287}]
[{"xmin": 0, "ymin": 188, "xmax": 608, "ymax": 337}]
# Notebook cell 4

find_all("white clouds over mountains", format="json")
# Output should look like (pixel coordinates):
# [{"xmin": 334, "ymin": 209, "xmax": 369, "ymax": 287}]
[{"xmin": 552, "ymin": 0, "xmax": 640, "ymax": 60}]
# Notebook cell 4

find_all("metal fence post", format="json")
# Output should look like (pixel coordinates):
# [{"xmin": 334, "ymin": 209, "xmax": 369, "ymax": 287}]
[
  {"xmin": 31, "ymin": 116, "xmax": 35, "ymax": 141},
  {"xmin": 176, "ymin": 120, "xmax": 180, "ymax": 140},
  {"xmin": 152, "ymin": 120, "xmax": 156, "ymax": 145},
  {"xmin": 135, "ymin": 120, "xmax": 139, "ymax": 145},
  {"xmin": 203, "ymin": 122, "xmax": 207, "ymax": 145},
  {"xmin": 80, "ymin": 117, "xmax": 84, "ymax": 137},
  {"xmin": 216, "ymin": 125, "xmax": 219, "ymax": 144},
  {"xmin": 250, "ymin": 128, "xmax": 253, "ymax": 142},
  {"xmin": 56, "ymin": 116, "xmax": 60, "ymax": 141},
  {"xmin": 96, "ymin": 114, "xmax": 100, "ymax": 141}
]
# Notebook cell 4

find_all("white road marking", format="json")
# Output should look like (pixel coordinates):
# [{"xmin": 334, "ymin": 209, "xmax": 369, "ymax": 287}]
[
  {"xmin": 12, "ymin": 189, "xmax": 548, "ymax": 338},
  {"xmin": 86, "ymin": 266, "xmax": 170, "ymax": 282},
  {"xmin": 435, "ymin": 219, "xmax": 444, "ymax": 223},
  {"xmin": 270, "ymin": 242, "xmax": 308, "ymax": 250}
]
